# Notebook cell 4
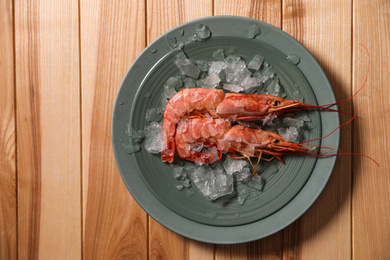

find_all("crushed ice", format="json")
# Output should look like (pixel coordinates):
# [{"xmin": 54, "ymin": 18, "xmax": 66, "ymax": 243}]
[
  {"xmin": 139, "ymin": 29, "xmax": 314, "ymax": 203},
  {"xmin": 144, "ymin": 122, "xmax": 165, "ymax": 154},
  {"xmin": 189, "ymin": 166, "xmax": 234, "ymax": 200}
]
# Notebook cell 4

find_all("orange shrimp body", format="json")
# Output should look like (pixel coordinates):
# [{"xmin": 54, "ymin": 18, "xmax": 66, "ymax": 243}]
[
  {"xmin": 174, "ymin": 117, "xmax": 315, "ymax": 165},
  {"xmin": 161, "ymin": 88, "xmax": 226, "ymax": 162},
  {"xmin": 162, "ymin": 88, "xmax": 309, "ymax": 163},
  {"xmin": 218, "ymin": 125, "xmax": 311, "ymax": 160},
  {"xmin": 216, "ymin": 93, "xmax": 299, "ymax": 121},
  {"xmin": 175, "ymin": 117, "xmax": 232, "ymax": 165}
]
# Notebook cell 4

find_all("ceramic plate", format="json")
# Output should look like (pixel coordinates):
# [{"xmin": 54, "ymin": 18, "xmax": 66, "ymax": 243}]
[{"xmin": 112, "ymin": 16, "xmax": 339, "ymax": 244}]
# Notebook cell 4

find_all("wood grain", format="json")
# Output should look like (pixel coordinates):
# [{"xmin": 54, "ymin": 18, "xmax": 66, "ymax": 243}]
[
  {"xmin": 146, "ymin": 0, "xmax": 213, "ymax": 43},
  {"xmin": 214, "ymin": 0, "xmax": 282, "ymax": 27},
  {"xmin": 3, "ymin": 0, "xmax": 390, "ymax": 258},
  {"xmin": 282, "ymin": 1, "xmax": 353, "ymax": 259},
  {"xmin": 213, "ymin": 1, "xmax": 283, "ymax": 259},
  {"xmin": 0, "ymin": 0, "xmax": 17, "ymax": 259},
  {"xmin": 146, "ymin": 1, "xmax": 214, "ymax": 259},
  {"xmin": 15, "ymin": 0, "xmax": 81, "ymax": 259},
  {"xmin": 352, "ymin": 0, "xmax": 390, "ymax": 259},
  {"xmin": 81, "ymin": 0, "xmax": 148, "ymax": 259}
]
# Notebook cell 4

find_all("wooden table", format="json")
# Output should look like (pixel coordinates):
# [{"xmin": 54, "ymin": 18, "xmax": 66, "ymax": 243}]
[{"xmin": 1, "ymin": 0, "xmax": 389, "ymax": 259}]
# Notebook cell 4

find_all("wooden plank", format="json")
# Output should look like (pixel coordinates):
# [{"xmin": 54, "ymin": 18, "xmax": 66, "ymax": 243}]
[
  {"xmin": 213, "ymin": 1, "xmax": 283, "ymax": 259},
  {"xmin": 81, "ymin": 0, "xmax": 148, "ymax": 259},
  {"xmin": 15, "ymin": 0, "xmax": 81, "ymax": 259},
  {"xmin": 282, "ymin": 1, "xmax": 352, "ymax": 259},
  {"xmin": 352, "ymin": 0, "xmax": 390, "ymax": 259},
  {"xmin": 146, "ymin": 0, "xmax": 214, "ymax": 259},
  {"xmin": 0, "ymin": 0, "xmax": 17, "ymax": 259},
  {"xmin": 214, "ymin": 0, "xmax": 282, "ymax": 25},
  {"xmin": 147, "ymin": 0, "xmax": 213, "ymax": 43}
]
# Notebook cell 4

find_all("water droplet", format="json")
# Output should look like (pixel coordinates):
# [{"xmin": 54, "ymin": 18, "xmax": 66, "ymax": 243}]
[
  {"xmin": 287, "ymin": 54, "xmax": 301, "ymax": 65},
  {"xmin": 150, "ymin": 48, "xmax": 157, "ymax": 54},
  {"xmin": 119, "ymin": 101, "xmax": 123, "ymax": 105},
  {"xmin": 179, "ymin": 29, "xmax": 185, "ymax": 36}
]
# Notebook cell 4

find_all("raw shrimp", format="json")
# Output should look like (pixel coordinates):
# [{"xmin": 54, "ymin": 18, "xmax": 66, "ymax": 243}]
[
  {"xmin": 161, "ymin": 88, "xmax": 225, "ymax": 162},
  {"xmin": 162, "ymin": 88, "xmax": 340, "ymax": 163},
  {"xmin": 175, "ymin": 116, "xmax": 316, "ymax": 166},
  {"xmin": 175, "ymin": 113, "xmax": 379, "ymax": 169},
  {"xmin": 175, "ymin": 116, "xmax": 232, "ymax": 165}
]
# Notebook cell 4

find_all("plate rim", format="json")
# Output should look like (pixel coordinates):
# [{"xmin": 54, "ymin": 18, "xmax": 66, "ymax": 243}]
[{"xmin": 111, "ymin": 15, "xmax": 340, "ymax": 244}]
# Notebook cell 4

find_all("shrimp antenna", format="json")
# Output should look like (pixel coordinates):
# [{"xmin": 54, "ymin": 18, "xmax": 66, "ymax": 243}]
[
  {"xmin": 318, "ymin": 44, "xmax": 370, "ymax": 109},
  {"xmin": 287, "ymin": 106, "xmax": 379, "ymax": 166},
  {"xmin": 285, "ymin": 44, "xmax": 370, "ymax": 117}
]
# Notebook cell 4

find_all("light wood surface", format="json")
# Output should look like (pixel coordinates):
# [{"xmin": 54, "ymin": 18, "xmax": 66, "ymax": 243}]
[
  {"xmin": 0, "ymin": 1, "xmax": 16, "ymax": 260},
  {"xmin": 1, "ymin": 0, "xmax": 389, "ymax": 259}
]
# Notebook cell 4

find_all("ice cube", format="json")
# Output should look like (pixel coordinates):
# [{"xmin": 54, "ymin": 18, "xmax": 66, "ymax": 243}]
[
  {"xmin": 196, "ymin": 60, "xmax": 209, "ymax": 72},
  {"xmin": 193, "ymin": 24, "xmax": 211, "ymax": 41},
  {"xmin": 237, "ymin": 188, "xmax": 250, "ymax": 205},
  {"xmin": 264, "ymin": 79, "xmax": 286, "ymax": 97},
  {"xmin": 162, "ymin": 81, "xmax": 177, "ymax": 101},
  {"xmin": 223, "ymin": 83, "xmax": 244, "ymax": 93},
  {"xmin": 208, "ymin": 61, "xmax": 227, "ymax": 75},
  {"xmin": 246, "ymin": 24, "xmax": 261, "ymax": 39},
  {"xmin": 173, "ymin": 166, "xmax": 185, "ymax": 179},
  {"xmin": 176, "ymin": 185, "xmax": 184, "ymax": 191},
  {"xmin": 225, "ymin": 54, "xmax": 242, "ymax": 64},
  {"xmin": 174, "ymin": 57, "xmax": 201, "ymax": 79},
  {"xmin": 262, "ymin": 113, "xmax": 278, "ymax": 126},
  {"xmin": 165, "ymin": 34, "xmax": 177, "ymax": 50},
  {"xmin": 278, "ymin": 126, "xmax": 299, "ymax": 143},
  {"xmin": 189, "ymin": 142, "xmax": 204, "ymax": 153},
  {"xmin": 247, "ymin": 55, "xmax": 264, "ymax": 70},
  {"xmin": 127, "ymin": 125, "xmax": 144, "ymax": 143},
  {"xmin": 189, "ymin": 166, "xmax": 234, "ymax": 200},
  {"xmin": 243, "ymin": 174, "xmax": 265, "ymax": 191},
  {"xmin": 182, "ymin": 77, "xmax": 197, "ymax": 88},
  {"xmin": 236, "ymin": 167, "xmax": 251, "ymax": 181},
  {"xmin": 194, "ymin": 146, "xmax": 220, "ymax": 165},
  {"xmin": 145, "ymin": 107, "xmax": 163, "ymax": 122},
  {"xmin": 225, "ymin": 60, "xmax": 252, "ymax": 85},
  {"xmin": 283, "ymin": 117, "xmax": 305, "ymax": 129},
  {"xmin": 240, "ymin": 77, "xmax": 261, "ymax": 89},
  {"xmin": 183, "ymin": 178, "xmax": 191, "ymax": 188},
  {"xmin": 212, "ymin": 49, "xmax": 225, "ymax": 61},
  {"xmin": 254, "ymin": 66, "xmax": 275, "ymax": 83},
  {"xmin": 223, "ymin": 158, "xmax": 248, "ymax": 175},
  {"xmin": 287, "ymin": 54, "xmax": 300, "ymax": 65},
  {"xmin": 196, "ymin": 73, "xmax": 220, "ymax": 88},
  {"xmin": 164, "ymin": 76, "xmax": 183, "ymax": 91},
  {"xmin": 144, "ymin": 122, "xmax": 165, "ymax": 153}
]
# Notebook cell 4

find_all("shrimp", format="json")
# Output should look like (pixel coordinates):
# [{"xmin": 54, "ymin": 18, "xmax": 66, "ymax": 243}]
[
  {"xmin": 161, "ymin": 88, "xmax": 341, "ymax": 163},
  {"xmin": 175, "ymin": 116, "xmax": 232, "ymax": 165},
  {"xmin": 175, "ymin": 116, "xmax": 316, "ymax": 167},
  {"xmin": 161, "ymin": 88, "xmax": 225, "ymax": 162},
  {"xmin": 175, "ymin": 113, "xmax": 380, "ymax": 169}
]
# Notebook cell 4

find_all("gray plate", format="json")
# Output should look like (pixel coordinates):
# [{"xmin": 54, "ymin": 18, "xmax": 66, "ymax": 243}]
[{"xmin": 112, "ymin": 16, "xmax": 339, "ymax": 244}]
